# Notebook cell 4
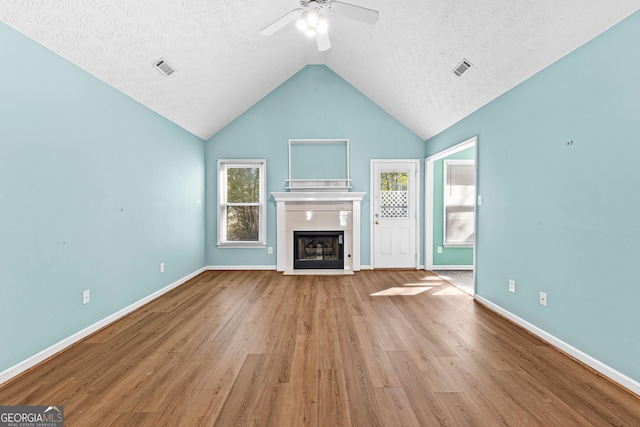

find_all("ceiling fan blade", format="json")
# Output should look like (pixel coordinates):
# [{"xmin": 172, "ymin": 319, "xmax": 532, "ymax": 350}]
[
  {"xmin": 328, "ymin": 1, "xmax": 379, "ymax": 25},
  {"xmin": 316, "ymin": 30, "xmax": 331, "ymax": 51},
  {"xmin": 260, "ymin": 8, "xmax": 304, "ymax": 36}
]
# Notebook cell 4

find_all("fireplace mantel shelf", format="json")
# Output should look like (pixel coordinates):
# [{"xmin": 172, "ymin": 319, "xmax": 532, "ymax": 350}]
[{"xmin": 271, "ymin": 192, "xmax": 366, "ymax": 202}]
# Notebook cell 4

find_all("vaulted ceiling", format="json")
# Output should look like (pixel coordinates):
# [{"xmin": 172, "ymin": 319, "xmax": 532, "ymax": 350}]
[{"xmin": 1, "ymin": 1, "xmax": 638, "ymax": 141}]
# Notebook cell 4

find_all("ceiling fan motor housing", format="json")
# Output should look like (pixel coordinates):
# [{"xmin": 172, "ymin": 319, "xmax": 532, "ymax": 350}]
[{"xmin": 301, "ymin": 0, "xmax": 330, "ymax": 6}]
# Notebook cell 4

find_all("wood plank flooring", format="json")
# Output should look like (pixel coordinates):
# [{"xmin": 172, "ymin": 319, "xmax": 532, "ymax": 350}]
[{"xmin": 1, "ymin": 270, "xmax": 639, "ymax": 426}]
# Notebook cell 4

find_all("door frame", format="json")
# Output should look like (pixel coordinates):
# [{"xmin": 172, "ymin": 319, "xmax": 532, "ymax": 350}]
[
  {"xmin": 369, "ymin": 159, "xmax": 421, "ymax": 270},
  {"xmin": 425, "ymin": 136, "xmax": 477, "ymax": 283}
]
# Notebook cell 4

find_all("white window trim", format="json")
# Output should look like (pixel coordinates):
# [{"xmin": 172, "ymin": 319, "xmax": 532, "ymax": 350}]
[
  {"xmin": 443, "ymin": 159, "xmax": 475, "ymax": 248},
  {"xmin": 217, "ymin": 159, "xmax": 266, "ymax": 248}
]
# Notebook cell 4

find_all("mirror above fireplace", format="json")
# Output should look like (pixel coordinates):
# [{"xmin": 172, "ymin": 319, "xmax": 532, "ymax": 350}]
[{"xmin": 285, "ymin": 139, "xmax": 351, "ymax": 191}]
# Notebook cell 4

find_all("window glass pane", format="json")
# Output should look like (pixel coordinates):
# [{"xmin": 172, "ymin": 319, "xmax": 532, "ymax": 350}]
[
  {"xmin": 444, "ymin": 162, "xmax": 475, "ymax": 245},
  {"xmin": 380, "ymin": 172, "xmax": 408, "ymax": 218},
  {"xmin": 226, "ymin": 206, "xmax": 259, "ymax": 241},
  {"xmin": 446, "ymin": 210, "xmax": 475, "ymax": 243},
  {"xmin": 227, "ymin": 167, "xmax": 260, "ymax": 203},
  {"xmin": 380, "ymin": 172, "xmax": 408, "ymax": 191},
  {"xmin": 446, "ymin": 164, "xmax": 474, "ymax": 187}
]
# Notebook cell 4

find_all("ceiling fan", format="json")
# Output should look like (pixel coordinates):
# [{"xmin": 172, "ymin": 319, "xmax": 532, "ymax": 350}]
[{"xmin": 260, "ymin": 0, "xmax": 379, "ymax": 52}]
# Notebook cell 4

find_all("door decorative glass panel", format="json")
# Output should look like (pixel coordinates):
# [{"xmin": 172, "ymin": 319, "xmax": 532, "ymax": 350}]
[{"xmin": 379, "ymin": 172, "xmax": 408, "ymax": 218}]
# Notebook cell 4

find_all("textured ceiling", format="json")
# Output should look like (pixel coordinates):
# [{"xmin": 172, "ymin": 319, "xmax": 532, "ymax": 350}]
[{"xmin": 1, "ymin": 1, "xmax": 639, "ymax": 140}]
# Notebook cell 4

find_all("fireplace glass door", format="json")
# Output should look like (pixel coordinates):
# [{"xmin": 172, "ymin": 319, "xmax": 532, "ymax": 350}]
[{"xmin": 294, "ymin": 231, "xmax": 344, "ymax": 269}]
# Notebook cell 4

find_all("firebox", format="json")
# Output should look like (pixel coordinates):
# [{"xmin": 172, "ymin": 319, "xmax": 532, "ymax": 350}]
[{"xmin": 293, "ymin": 231, "xmax": 344, "ymax": 269}]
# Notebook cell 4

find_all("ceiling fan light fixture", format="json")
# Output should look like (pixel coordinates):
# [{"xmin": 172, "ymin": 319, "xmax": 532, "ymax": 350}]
[
  {"xmin": 306, "ymin": 9, "xmax": 319, "ymax": 26},
  {"xmin": 261, "ymin": 0, "xmax": 379, "ymax": 52},
  {"xmin": 296, "ymin": 17, "xmax": 308, "ymax": 31},
  {"xmin": 316, "ymin": 16, "xmax": 328, "ymax": 32}
]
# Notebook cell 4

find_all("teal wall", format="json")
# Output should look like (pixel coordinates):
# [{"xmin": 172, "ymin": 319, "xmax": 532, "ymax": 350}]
[
  {"xmin": 432, "ymin": 147, "xmax": 475, "ymax": 266},
  {"xmin": 0, "ymin": 24, "xmax": 205, "ymax": 373},
  {"xmin": 426, "ymin": 12, "xmax": 640, "ymax": 383},
  {"xmin": 205, "ymin": 65, "xmax": 425, "ymax": 267}
]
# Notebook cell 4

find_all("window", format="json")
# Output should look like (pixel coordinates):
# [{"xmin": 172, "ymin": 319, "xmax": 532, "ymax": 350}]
[
  {"xmin": 444, "ymin": 160, "xmax": 475, "ymax": 247},
  {"xmin": 217, "ymin": 160, "xmax": 266, "ymax": 247}
]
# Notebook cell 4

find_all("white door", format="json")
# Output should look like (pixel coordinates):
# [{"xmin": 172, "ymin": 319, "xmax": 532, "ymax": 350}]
[{"xmin": 371, "ymin": 160, "xmax": 419, "ymax": 268}]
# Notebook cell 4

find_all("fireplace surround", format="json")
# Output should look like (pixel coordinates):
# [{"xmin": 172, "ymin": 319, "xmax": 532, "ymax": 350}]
[{"xmin": 271, "ymin": 191, "xmax": 366, "ymax": 274}]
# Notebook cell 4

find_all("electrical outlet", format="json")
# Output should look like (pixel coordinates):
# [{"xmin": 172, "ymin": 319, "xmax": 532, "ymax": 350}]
[
  {"xmin": 268, "ymin": 247, "xmax": 273, "ymax": 254},
  {"xmin": 508, "ymin": 279, "xmax": 516, "ymax": 293},
  {"xmin": 437, "ymin": 246, "xmax": 443, "ymax": 254},
  {"xmin": 82, "ymin": 290, "xmax": 90, "ymax": 305},
  {"xmin": 160, "ymin": 262, "xmax": 165, "ymax": 273},
  {"xmin": 539, "ymin": 291, "xmax": 547, "ymax": 307}
]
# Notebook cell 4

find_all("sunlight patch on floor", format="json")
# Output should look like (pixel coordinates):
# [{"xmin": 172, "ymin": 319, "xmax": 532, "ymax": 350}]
[
  {"xmin": 419, "ymin": 276, "xmax": 446, "ymax": 283},
  {"xmin": 403, "ymin": 282, "xmax": 439, "ymax": 287},
  {"xmin": 370, "ymin": 287, "xmax": 432, "ymax": 296},
  {"xmin": 433, "ymin": 287, "xmax": 468, "ymax": 296}
]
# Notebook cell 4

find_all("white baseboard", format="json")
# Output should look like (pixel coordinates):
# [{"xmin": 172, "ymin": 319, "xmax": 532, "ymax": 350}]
[
  {"xmin": 475, "ymin": 295, "xmax": 640, "ymax": 397},
  {"xmin": 206, "ymin": 265, "xmax": 373, "ymax": 272},
  {"xmin": 206, "ymin": 265, "xmax": 277, "ymax": 270},
  {"xmin": 0, "ymin": 267, "xmax": 207, "ymax": 387},
  {"xmin": 205, "ymin": 265, "xmax": 431, "ymax": 272},
  {"xmin": 359, "ymin": 265, "xmax": 426, "ymax": 271},
  {"xmin": 431, "ymin": 265, "xmax": 473, "ymax": 270}
]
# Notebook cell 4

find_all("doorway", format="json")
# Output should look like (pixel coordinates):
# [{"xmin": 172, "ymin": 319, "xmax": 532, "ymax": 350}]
[
  {"xmin": 425, "ymin": 137, "xmax": 477, "ymax": 294},
  {"xmin": 370, "ymin": 159, "xmax": 420, "ymax": 269}
]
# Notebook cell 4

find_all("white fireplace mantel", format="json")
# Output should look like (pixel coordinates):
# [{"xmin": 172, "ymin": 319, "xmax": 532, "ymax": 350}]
[
  {"xmin": 271, "ymin": 192, "xmax": 366, "ymax": 203},
  {"xmin": 271, "ymin": 191, "xmax": 366, "ymax": 273}
]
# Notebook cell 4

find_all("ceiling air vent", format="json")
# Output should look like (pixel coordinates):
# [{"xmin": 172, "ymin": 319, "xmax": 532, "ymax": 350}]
[
  {"xmin": 154, "ymin": 58, "xmax": 175, "ymax": 77},
  {"xmin": 453, "ymin": 59, "xmax": 472, "ymax": 77}
]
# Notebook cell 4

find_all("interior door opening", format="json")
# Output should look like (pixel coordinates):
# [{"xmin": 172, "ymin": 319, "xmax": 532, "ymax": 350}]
[{"xmin": 425, "ymin": 137, "xmax": 477, "ymax": 295}]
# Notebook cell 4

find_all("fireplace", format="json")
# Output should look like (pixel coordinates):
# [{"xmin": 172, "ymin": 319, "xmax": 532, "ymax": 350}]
[
  {"xmin": 294, "ymin": 231, "xmax": 344, "ymax": 269},
  {"xmin": 271, "ymin": 191, "xmax": 365, "ymax": 274}
]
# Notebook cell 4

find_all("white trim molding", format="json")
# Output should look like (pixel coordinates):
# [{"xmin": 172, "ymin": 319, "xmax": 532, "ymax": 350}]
[
  {"xmin": 207, "ymin": 265, "xmax": 277, "ymax": 270},
  {"xmin": 429, "ymin": 265, "xmax": 474, "ymax": 270},
  {"xmin": 475, "ymin": 295, "xmax": 640, "ymax": 397},
  {"xmin": 271, "ymin": 192, "xmax": 366, "ymax": 203},
  {"xmin": 0, "ymin": 267, "xmax": 207, "ymax": 387},
  {"xmin": 217, "ymin": 159, "xmax": 267, "ymax": 248}
]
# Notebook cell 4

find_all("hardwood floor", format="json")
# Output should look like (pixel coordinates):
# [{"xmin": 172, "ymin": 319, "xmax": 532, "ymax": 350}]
[{"xmin": 1, "ymin": 270, "xmax": 639, "ymax": 426}]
